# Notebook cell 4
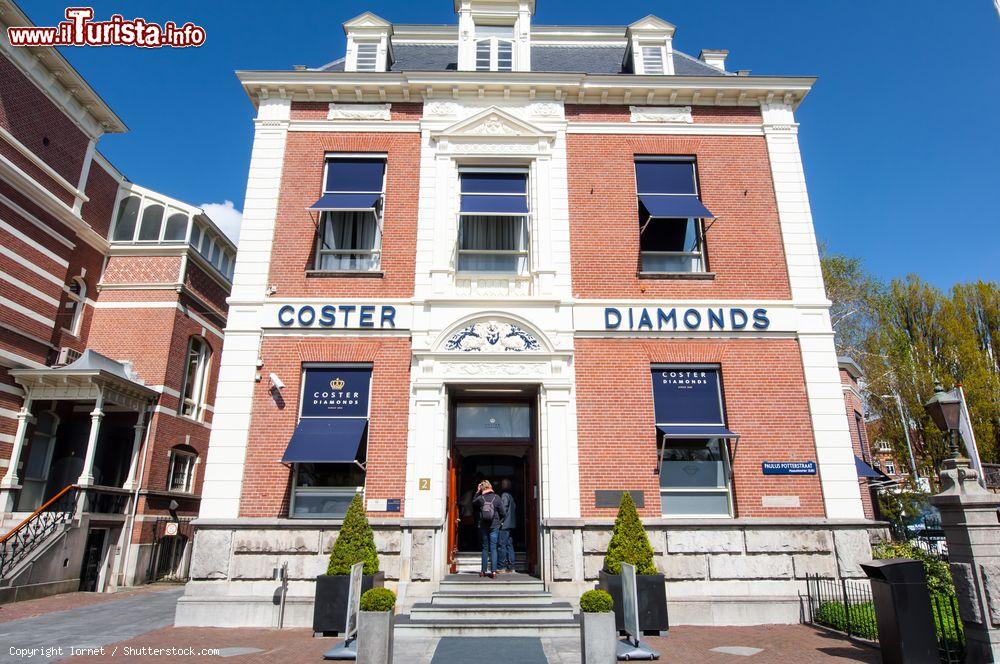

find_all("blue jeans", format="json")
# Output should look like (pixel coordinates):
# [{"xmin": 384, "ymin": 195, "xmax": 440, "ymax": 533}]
[
  {"xmin": 479, "ymin": 525, "xmax": 499, "ymax": 573},
  {"xmin": 497, "ymin": 528, "xmax": 515, "ymax": 571}
]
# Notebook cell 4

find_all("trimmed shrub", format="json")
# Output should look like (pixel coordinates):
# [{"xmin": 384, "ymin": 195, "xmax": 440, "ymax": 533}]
[
  {"xmin": 602, "ymin": 492, "xmax": 656, "ymax": 575},
  {"xmin": 327, "ymin": 494, "xmax": 380, "ymax": 576},
  {"xmin": 359, "ymin": 587, "xmax": 396, "ymax": 612},
  {"xmin": 580, "ymin": 589, "xmax": 614, "ymax": 613},
  {"xmin": 814, "ymin": 601, "xmax": 878, "ymax": 640},
  {"xmin": 872, "ymin": 540, "xmax": 954, "ymax": 596}
]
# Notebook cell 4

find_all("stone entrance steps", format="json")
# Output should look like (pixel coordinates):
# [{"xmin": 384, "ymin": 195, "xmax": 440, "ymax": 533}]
[
  {"xmin": 396, "ymin": 573, "xmax": 579, "ymax": 637},
  {"xmin": 454, "ymin": 551, "xmax": 528, "ymax": 574}
]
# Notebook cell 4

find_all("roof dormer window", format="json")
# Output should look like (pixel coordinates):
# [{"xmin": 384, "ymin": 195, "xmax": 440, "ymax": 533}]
[
  {"xmin": 640, "ymin": 45, "xmax": 665, "ymax": 75},
  {"xmin": 475, "ymin": 24, "xmax": 515, "ymax": 72},
  {"xmin": 355, "ymin": 43, "xmax": 379, "ymax": 72}
]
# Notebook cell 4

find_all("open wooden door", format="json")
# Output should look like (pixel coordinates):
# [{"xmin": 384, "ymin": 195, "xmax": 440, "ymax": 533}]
[
  {"xmin": 446, "ymin": 450, "xmax": 459, "ymax": 574},
  {"xmin": 525, "ymin": 450, "xmax": 539, "ymax": 576}
]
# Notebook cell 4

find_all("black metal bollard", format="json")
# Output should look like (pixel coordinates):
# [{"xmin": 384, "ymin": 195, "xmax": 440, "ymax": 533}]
[{"xmin": 860, "ymin": 559, "xmax": 938, "ymax": 664}]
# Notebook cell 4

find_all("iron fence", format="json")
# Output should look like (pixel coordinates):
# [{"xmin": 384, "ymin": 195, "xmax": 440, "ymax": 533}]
[
  {"xmin": 0, "ymin": 485, "xmax": 78, "ymax": 579},
  {"xmin": 804, "ymin": 574, "xmax": 965, "ymax": 663},
  {"xmin": 146, "ymin": 518, "xmax": 193, "ymax": 583}
]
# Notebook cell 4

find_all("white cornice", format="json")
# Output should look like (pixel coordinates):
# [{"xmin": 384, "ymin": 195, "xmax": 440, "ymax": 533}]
[
  {"xmin": 237, "ymin": 70, "xmax": 814, "ymax": 110},
  {"xmin": 0, "ymin": 0, "xmax": 127, "ymax": 136}
]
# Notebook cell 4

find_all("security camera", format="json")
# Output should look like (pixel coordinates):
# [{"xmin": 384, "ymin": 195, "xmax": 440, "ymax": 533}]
[{"xmin": 269, "ymin": 373, "xmax": 285, "ymax": 390}]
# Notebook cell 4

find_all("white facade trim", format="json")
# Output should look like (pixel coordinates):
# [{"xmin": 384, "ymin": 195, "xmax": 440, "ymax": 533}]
[
  {"xmin": 0, "ymin": 191, "xmax": 76, "ymax": 249},
  {"xmin": 0, "ymin": 246, "xmax": 65, "ymax": 287},
  {"xmin": 0, "ymin": 296, "xmax": 56, "ymax": 327},
  {"xmin": 566, "ymin": 122, "xmax": 762, "ymax": 136},
  {"xmin": 198, "ymin": 97, "xmax": 291, "ymax": 520},
  {"xmin": 0, "ymin": 124, "xmax": 90, "ymax": 203},
  {"xmin": 0, "ymin": 348, "xmax": 46, "ymax": 369},
  {"xmin": 762, "ymin": 101, "xmax": 863, "ymax": 519},
  {"xmin": 0, "ymin": 271, "xmax": 61, "ymax": 307}
]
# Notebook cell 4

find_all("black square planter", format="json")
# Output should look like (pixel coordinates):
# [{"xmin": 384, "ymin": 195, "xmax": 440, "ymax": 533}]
[
  {"xmin": 598, "ymin": 569, "xmax": 669, "ymax": 636},
  {"xmin": 312, "ymin": 572, "xmax": 385, "ymax": 635}
]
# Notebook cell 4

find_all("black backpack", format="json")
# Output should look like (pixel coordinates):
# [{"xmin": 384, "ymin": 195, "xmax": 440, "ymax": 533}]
[{"xmin": 480, "ymin": 494, "xmax": 497, "ymax": 525}]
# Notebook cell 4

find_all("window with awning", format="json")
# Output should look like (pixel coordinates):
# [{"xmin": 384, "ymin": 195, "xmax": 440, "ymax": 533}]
[
  {"xmin": 652, "ymin": 366, "xmax": 736, "ymax": 517},
  {"xmin": 284, "ymin": 366, "xmax": 372, "ymax": 518},
  {"xmin": 635, "ymin": 159, "xmax": 715, "ymax": 273},
  {"xmin": 458, "ymin": 169, "xmax": 530, "ymax": 274},
  {"xmin": 310, "ymin": 157, "xmax": 386, "ymax": 272}
]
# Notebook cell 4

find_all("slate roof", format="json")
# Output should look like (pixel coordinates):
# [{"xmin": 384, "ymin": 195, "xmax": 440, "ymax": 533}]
[{"xmin": 317, "ymin": 43, "xmax": 730, "ymax": 76}]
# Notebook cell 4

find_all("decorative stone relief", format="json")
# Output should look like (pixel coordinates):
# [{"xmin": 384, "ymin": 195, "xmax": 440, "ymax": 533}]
[
  {"xmin": 465, "ymin": 113, "xmax": 523, "ymax": 136},
  {"xmin": 951, "ymin": 562, "xmax": 983, "ymax": 624},
  {"xmin": 438, "ymin": 362, "xmax": 547, "ymax": 378},
  {"xmin": 629, "ymin": 105, "xmax": 693, "ymax": 123},
  {"xmin": 424, "ymin": 101, "xmax": 461, "ymax": 117},
  {"xmin": 528, "ymin": 102, "xmax": 563, "ymax": 118},
  {"xmin": 449, "ymin": 142, "xmax": 540, "ymax": 154},
  {"xmin": 444, "ymin": 321, "xmax": 542, "ymax": 352},
  {"xmin": 327, "ymin": 103, "xmax": 391, "ymax": 120}
]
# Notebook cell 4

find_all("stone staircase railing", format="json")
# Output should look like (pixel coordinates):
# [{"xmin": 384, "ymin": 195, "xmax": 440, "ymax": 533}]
[{"xmin": 0, "ymin": 484, "xmax": 78, "ymax": 579}]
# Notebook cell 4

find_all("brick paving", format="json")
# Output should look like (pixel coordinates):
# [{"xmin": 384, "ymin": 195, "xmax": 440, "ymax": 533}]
[
  {"xmin": 57, "ymin": 624, "xmax": 881, "ymax": 663},
  {"xmin": 0, "ymin": 583, "xmax": 179, "ymax": 624}
]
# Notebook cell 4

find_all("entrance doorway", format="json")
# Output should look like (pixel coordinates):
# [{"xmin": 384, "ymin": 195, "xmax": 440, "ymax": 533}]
[
  {"xmin": 446, "ymin": 388, "xmax": 539, "ymax": 576},
  {"xmin": 79, "ymin": 528, "xmax": 107, "ymax": 592}
]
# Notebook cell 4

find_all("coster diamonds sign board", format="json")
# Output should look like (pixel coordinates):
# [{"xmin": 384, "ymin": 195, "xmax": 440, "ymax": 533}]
[{"xmin": 301, "ymin": 367, "xmax": 371, "ymax": 418}]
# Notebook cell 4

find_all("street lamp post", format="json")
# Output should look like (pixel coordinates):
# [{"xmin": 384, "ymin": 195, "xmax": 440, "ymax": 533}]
[{"xmin": 922, "ymin": 384, "xmax": 964, "ymax": 463}]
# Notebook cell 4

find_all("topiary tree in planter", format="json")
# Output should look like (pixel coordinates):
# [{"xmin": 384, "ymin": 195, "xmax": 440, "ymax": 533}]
[
  {"xmin": 597, "ymin": 492, "xmax": 668, "ymax": 635},
  {"xmin": 580, "ymin": 590, "xmax": 616, "ymax": 664},
  {"xmin": 313, "ymin": 493, "xmax": 385, "ymax": 635},
  {"xmin": 602, "ymin": 492, "xmax": 656, "ymax": 575},
  {"xmin": 328, "ymin": 493, "xmax": 380, "ymax": 575},
  {"xmin": 358, "ymin": 588, "xmax": 397, "ymax": 664}
]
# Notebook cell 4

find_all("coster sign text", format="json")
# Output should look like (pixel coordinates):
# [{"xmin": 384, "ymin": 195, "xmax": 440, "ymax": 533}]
[
  {"xmin": 278, "ymin": 304, "xmax": 397, "ymax": 329},
  {"xmin": 604, "ymin": 307, "xmax": 770, "ymax": 331}
]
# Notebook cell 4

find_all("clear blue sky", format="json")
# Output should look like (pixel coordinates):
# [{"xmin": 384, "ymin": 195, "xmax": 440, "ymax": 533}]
[{"xmin": 31, "ymin": 1, "xmax": 999, "ymax": 287}]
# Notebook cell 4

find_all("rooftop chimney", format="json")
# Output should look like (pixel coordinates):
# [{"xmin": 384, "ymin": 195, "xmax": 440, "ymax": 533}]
[{"xmin": 699, "ymin": 49, "xmax": 728, "ymax": 72}]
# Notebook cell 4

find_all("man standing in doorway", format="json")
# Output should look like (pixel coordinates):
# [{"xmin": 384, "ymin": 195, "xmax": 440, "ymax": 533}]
[{"xmin": 497, "ymin": 478, "xmax": 517, "ymax": 574}]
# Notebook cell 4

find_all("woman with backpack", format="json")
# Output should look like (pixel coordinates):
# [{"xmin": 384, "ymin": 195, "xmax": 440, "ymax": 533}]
[{"xmin": 472, "ymin": 480, "xmax": 506, "ymax": 578}]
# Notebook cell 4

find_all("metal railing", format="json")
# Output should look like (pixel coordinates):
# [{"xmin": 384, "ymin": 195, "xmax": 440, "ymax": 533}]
[
  {"xmin": 804, "ymin": 574, "xmax": 965, "ymax": 663},
  {"xmin": 81, "ymin": 485, "xmax": 131, "ymax": 515},
  {"xmin": 0, "ymin": 484, "xmax": 78, "ymax": 579}
]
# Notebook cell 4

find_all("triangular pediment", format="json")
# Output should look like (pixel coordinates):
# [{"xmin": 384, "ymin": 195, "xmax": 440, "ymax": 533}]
[
  {"xmin": 627, "ymin": 14, "xmax": 676, "ymax": 35},
  {"xmin": 432, "ymin": 107, "xmax": 553, "ymax": 140},
  {"xmin": 343, "ymin": 11, "xmax": 392, "ymax": 32}
]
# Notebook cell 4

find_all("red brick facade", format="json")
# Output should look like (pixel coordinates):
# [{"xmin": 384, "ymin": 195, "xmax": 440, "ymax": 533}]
[
  {"xmin": 840, "ymin": 366, "xmax": 876, "ymax": 519},
  {"xmin": 239, "ymin": 337, "xmax": 411, "ymax": 518},
  {"xmin": 564, "ymin": 118, "xmax": 791, "ymax": 300},
  {"xmin": 575, "ymin": 338, "xmax": 825, "ymax": 518}
]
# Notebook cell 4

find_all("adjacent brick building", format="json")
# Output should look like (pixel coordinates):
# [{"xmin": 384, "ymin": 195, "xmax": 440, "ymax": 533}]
[
  {"xmin": 178, "ymin": 0, "xmax": 883, "ymax": 628},
  {"xmin": 0, "ymin": 1, "xmax": 234, "ymax": 601}
]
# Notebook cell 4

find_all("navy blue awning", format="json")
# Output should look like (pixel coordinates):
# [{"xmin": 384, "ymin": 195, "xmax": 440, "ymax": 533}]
[
  {"xmin": 282, "ymin": 418, "xmax": 367, "ymax": 464},
  {"xmin": 308, "ymin": 193, "xmax": 381, "ymax": 211},
  {"xmin": 657, "ymin": 424, "xmax": 738, "ymax": 439},
  {"xmin": 855, "ymin": 456, "xmax": 881, "ymax": 479},
  {"xmin": 639, "ymin": 195, "xmax": 715, "ymax": 220},
  {"xmin": 326, "ymin": 159, "xmax": 385, "ymax": 193},
  {"xmin": 460, "ymin": 171, "xmax": 528, "ymax": 215}
]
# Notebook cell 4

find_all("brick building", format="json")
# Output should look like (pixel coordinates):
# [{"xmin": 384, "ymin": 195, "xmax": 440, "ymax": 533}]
[
  {"xmin": 0, "ymin": 1, "xmax": 234, "ymax": 600},
  {"xmin": 178, "ymin": 1, "xmax": 884, "ymax": 628}
]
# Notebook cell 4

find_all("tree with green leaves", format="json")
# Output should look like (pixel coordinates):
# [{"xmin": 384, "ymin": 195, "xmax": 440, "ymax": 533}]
[
  {"xmin": 327, "ymin": 493, "xmax": 380, "ymax": 576},
  {"xmin": 603, "ymin": 492, "xmax": 656, "ymax": 575}
]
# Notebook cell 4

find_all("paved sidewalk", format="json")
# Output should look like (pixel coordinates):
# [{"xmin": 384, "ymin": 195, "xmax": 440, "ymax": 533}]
[
  {"xmin": 1, "ymin": 587, "xmax": 184, "ymax": 664},
  {"xmin": 0, "ymin": 584, "xmax": 177, "ymax": 624},
  {"xmin": 55, "ymin": 624, "xmax": 881, "ymax": 663}
]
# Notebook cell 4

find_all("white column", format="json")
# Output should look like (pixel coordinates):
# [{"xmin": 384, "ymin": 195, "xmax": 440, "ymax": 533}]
[
  {"xmin": 762, "ymin": 101, "xmax": 864, "ymax": 519},
  {"xmin": 198, "ymin": 97, "xmax": 291, "ymax": 520},
  {"xmin": 0, "ymin": 394, "xmax": 33, "ymax": 510},
  {"xmin": 403, "ymin": 382, "xmax": 447, "ymax": 519},
  {"xmin": 122, "ymin": 410, "xmax": 147, "ymax": 491},
  {"xmin": 77, "ymin": 391, "xmax": 105, "ymax": 486},
  {"xmin": 539, "ymin": 383, "xmax": 580, "ymax": 519}
]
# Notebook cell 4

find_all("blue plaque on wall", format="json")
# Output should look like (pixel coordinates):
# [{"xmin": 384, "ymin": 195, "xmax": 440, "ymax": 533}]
[
  {"xmin": 301, "ymin": 367, "xmax": 372, "ymax": 418},
  {"xmin": 762, "ymin": 461, "xmax": 817, "ymax": 475},
  {"xmin": 386, "ymin": 498, "xmax": 401, "ymax": 513}
]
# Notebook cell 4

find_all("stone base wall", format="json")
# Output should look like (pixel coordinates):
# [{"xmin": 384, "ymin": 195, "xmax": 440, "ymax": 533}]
[
  {"xmin": 545, "ymin": 518, "xmax": 888, "ymax": 625},
  {"xmin": 174, "ymin": 519, "xmax": 441, "ymax": 628},
  {"xmin": 175, "ymin": 517, "xmax": 886, "ymax": 628}
]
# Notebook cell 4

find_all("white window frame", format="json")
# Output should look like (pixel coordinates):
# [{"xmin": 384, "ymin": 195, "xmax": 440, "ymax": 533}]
[
  {"xmin": 354, "ymin": 41, "xmax": 379, "ymax": 72},
  {"xmin": 884, "ymin": 460, "xmax": 896, "ymax": 475},
  {"xmin": 639, "ymin": 44, "xmax": 667, "ymax": 75},
  {"xmin": 314, "ymin": 154, "xmax": 387, "ymax": 273},
  {"xmin": 456, "ymin": 167, "xmax": 531, "ymax": 276},
  {"xmin": 63, "ymin": 276, "xmax": 86, "ymax": 336},
  {"xmin": 654, "ymin": 363, "xmax": 734, "ymax": 518},
  {"xmin": 167, "ymin": 449, "xmax": 198, "ymax": 493},
  {"xmin": 179, "ymin": 336, "xmax": 212, "ymax": 421},
  {"xmin": 474, "ymin": 24, "xmax": 515, "ymax": 72},
  {"xmin": 635, "ymin": 157, "xmax": 708, "ymax": 274}
]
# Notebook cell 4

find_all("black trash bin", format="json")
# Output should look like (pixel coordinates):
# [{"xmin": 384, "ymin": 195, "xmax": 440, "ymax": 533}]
[{"xmin": 860, "ymin": 559, "xmax": 938, "ymax": 664}]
